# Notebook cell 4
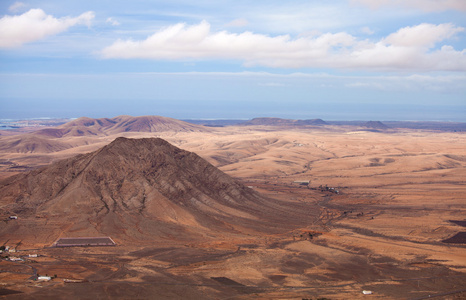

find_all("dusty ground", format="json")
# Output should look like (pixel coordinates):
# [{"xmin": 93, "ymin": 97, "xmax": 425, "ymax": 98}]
[{"xmin": 0, "ymin": 124, "xmax": 465, "ymax": 299}]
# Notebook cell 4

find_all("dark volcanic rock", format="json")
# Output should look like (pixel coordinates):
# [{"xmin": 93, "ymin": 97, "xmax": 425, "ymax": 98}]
[{"xmin": 442, "ymin": 232, "xmax": 466, "ymax": 244}]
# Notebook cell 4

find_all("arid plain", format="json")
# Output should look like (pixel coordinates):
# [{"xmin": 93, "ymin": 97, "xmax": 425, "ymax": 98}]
[{"xmin": 0, "ymin": 116, "xmax": 465, "ymax": 299}]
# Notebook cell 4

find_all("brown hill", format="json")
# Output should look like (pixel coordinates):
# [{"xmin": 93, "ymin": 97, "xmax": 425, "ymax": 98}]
[
  {"xmin": 295, "ymin": 118, "xmax": 327, "ymax": 126},
  {"xmin": 32, "ymin": 117, "xmax": 117, "ymax": 138},
  {"xmin": 0, "ymin": 115, "xmax": 210, "ymax": 153},
  {"xmin": 106, "ymin": 115, "xmax": 209, "ymax": 134},
  {"xmin": 37, "ymin": 115, "xmax": 210, "ymax": 137},
  {"xmin": 363, "ymin": 121, "xmax": 389, "ymax": 130},
  {"xmin": 0, "ymin": 137, "xmax": 310, "ymax": 244}
]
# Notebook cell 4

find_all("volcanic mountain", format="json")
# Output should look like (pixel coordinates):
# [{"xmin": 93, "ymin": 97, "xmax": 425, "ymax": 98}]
[
  {"xmin": 61, "ymin": 115, "xmax": 210, "ymax": 136},
  {"xmin": 0, "ymin": 137, "xmax": 310, "ymax": 245},
  {"xmin": 40, "ymin": 115, "xmax": 211, "ymax": 137},
  {"xmin": 0, "ymin": 115, "xmax": 210, "ymax": 154}
]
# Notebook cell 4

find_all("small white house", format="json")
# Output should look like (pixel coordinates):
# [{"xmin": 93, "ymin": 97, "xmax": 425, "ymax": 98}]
[
  {"xmin": 9, "ymin": 216, "xmax": 18, "ymax": 220},
  {"xmin": 37, "ymin": 276, "xmax": 52, "ymax": 281},
  {"xmin": 9, "ymin": 257, "xmax": 23, "ymax": 262}
]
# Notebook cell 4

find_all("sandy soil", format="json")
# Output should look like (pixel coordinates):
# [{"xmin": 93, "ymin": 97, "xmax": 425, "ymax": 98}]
[{"xmin": 0, "ymin": 125, "xmax": 465, "ymax": 299}]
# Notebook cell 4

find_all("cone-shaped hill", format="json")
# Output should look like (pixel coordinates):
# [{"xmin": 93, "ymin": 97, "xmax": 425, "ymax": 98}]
[{"xmin": 0, "ymin": 137, "xmax": 312, "ymax": 245}]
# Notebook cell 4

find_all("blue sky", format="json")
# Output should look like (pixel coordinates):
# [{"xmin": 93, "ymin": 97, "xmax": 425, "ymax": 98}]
[{"xmin": 0, "ymin": 0, "xmax": 465, "ymax": 121}]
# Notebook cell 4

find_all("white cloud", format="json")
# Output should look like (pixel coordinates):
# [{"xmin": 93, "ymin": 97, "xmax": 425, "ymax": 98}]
[
  {"xmin": 360, "ymin": 26, "xmax": 374, "ymax": 35},
  {"xmin": 383, "ymin": 23, "xmax": 464, "ymax": 48},
  {"xmin": 0, "ymin": 9, "xmax": 95, "ymax": 48},
  {"xmin": 225, "ymin": 18, "xmax": 248, "ymax": 28},
  {"xmin": 350, "ymin": 0, "xmax": 466, "ymax": 12},
  {"xmin": 101, "ymin": 21, "xmax": 466, "ymax": 72},
  {"xmin": 106, "ymin": 17, "xmax": 120, "ymax": 26},
  {"xmin": 9, "ymin": 2, "xmax": 26, "ymax": 13},
  {"xmin": 101, "ymin": 20, "xmax": 356, "ymax": 65}
]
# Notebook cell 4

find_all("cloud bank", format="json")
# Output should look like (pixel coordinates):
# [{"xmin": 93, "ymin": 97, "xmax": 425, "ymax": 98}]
[
  {"xmin": 351, "ymin": 0, "xmax": 466, "ymax": 12},
  {"xmin": 101, "ymin": 21, "xmax": 466, "ymax": 71},
  {"xmin": 0, "ymin": 9, "xmax": 95, "ymax": 48}
]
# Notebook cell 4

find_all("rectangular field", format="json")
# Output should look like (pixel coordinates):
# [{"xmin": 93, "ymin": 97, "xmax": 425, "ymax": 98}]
[{"xmin": 53, "ymin": 237, "xmax": 116, "ymax": 247}]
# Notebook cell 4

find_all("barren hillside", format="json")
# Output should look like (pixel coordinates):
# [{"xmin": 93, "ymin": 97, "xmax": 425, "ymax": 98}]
[{"xmin": 0, "ymin": 137, "xmax": 313, "ymax": 245}]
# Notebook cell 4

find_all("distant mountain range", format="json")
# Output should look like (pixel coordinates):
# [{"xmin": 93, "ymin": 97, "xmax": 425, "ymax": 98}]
[
  {"xmin": 184, "ymin": 117, "xmax": 327, "ymax": 127},
  {"xmin": 37, "ymin": 115, "xmax": 210, "ymax": 138},
  {"xmin": 0, "ymin": 115, "xmax": 210, "ymax": 153},
  {"xmin": 184, "ymin": 118, "xmax": 466, "ymax": 131},
  {"xmin": 240, "ymin": 117, "xmax": 328, "ymax": 126},
  {"xmin": 323, "ymin": 120, "xmax": 466, "ymax": 131},
  {"xmin": 1, "ymin": 115, "xmax": 464, "ymax": 155}
]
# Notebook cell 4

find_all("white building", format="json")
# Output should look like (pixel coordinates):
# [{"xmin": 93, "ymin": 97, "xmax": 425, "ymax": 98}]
[
  {"xmin": 37, "ymin": 276, "xmax": 52, "ymax": 281},
  {"xmin": 9, "ymin": 257, "xmax": 23, "ymax": 262}
]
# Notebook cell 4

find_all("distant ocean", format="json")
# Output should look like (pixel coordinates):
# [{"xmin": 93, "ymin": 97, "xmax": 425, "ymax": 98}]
[
  {"xmin": 0, "ymin": 119, "xmax": 28, "ymax": 130},
  {"xmin": 0, "ymin": 122, "xmax": 19, "ymax": 130}
]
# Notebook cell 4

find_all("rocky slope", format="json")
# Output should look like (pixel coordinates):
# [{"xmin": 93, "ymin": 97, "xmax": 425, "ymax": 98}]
[{"xmin": 0, "ymin": 137, "xmax": 310, "ymax": 244}]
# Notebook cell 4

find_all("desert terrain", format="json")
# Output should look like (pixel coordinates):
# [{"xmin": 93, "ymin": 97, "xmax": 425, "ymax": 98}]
[{"xmin": 0, "ymin": 116, "xmax": 465, "ymax": 299}]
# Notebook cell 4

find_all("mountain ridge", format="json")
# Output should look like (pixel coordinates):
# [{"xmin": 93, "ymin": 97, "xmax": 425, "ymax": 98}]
[{"xmin": 0, "ymin": 115, "xmax": 210, "ymax": 153}]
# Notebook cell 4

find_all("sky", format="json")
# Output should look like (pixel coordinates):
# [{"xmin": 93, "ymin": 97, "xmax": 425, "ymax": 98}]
[{"xmin": 0, "ymin": 0, "xmax": 465, "ymax": 121}]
